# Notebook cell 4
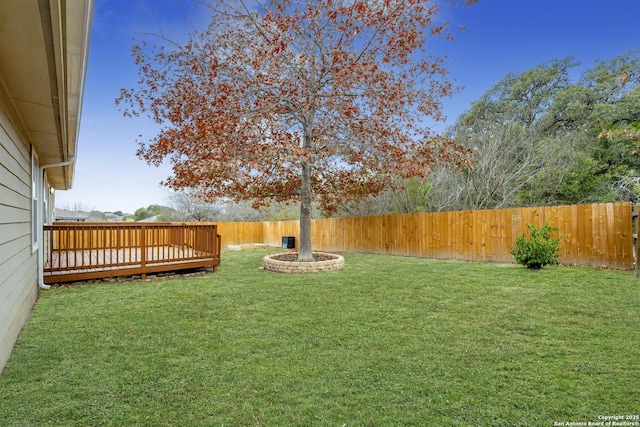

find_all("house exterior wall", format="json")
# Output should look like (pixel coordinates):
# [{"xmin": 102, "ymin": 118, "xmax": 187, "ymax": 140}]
[{"xmin": 0, "ymin": 82, "xmax": 39, "ymax": 372}]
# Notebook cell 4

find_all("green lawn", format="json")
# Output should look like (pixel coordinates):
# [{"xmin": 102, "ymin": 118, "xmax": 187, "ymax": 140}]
[{"xmin": 1, "ymin": 250, "xmax": 639, "ymax": 426}]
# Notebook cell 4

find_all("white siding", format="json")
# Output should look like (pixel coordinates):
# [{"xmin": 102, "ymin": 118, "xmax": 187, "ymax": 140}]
[{"xmin": 0, "ymin": 83, "xmax": 39, "ymax": 373}]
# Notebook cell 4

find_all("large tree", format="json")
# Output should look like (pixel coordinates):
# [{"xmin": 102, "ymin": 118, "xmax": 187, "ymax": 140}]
[{"xmin": 117, "ymin": 0, "xmax": 474, "ymax": 261}]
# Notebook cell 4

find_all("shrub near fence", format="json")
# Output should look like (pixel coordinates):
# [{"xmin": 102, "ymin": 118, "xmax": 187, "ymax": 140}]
[{"xmin": 215, "ymin": 202, "xmax": 634, "ymax": 270}]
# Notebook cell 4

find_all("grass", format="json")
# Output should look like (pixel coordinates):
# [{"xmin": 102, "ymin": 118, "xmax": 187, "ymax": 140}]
[{"xmin": 1, "ymin": 249, "xmax": 639, "ymax": 426}]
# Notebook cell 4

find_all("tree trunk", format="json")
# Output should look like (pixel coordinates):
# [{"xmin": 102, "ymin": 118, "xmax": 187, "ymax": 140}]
[
  {"xmin": 298, "ymin": 160, "xmax": 313, "ymax": 261},
  {"xmin": 298, "ymin": 115, "xmax": 314, "ymax": 262}
]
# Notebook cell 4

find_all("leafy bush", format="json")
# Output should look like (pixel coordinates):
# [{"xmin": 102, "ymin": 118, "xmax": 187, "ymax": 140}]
[{"xmin": 511, "ymin": 221, "xmax": 561, "ymax": 269}]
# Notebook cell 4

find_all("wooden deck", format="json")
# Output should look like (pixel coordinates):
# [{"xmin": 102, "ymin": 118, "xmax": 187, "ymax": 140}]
[{"xmin": 43, "ymin": 222, "xmax": 221, "ymax": 284}]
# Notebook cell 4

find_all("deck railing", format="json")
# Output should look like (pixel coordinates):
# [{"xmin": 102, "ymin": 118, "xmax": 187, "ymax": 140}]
[{"xmin": 43, "ymin": 222, "xmax": 221, "ymax": 284}]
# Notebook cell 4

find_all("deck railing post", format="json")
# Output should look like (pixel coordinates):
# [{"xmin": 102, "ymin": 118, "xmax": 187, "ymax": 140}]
[
  {"xmin": 214, "ymin": 225, "xmax": 221, "ymax": 271},
  {"xmin": 141, "ymin": 224, "xmax": 147, "ymax": 280}
]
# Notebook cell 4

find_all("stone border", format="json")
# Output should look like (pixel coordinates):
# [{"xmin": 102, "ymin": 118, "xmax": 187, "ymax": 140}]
[{"xmin": 262, "ymin": 251, "xmax": 345, "ymax": 273}]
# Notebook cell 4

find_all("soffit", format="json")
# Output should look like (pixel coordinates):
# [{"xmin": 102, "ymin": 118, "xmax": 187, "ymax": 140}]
[{"xmin": 0, "ymin": 1, "xmax": 93, "ymax": 189}]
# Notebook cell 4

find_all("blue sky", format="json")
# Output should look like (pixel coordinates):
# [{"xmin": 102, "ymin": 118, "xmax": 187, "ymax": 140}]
[{"xmin": 55, "ymin": 0, "xmax": 640, "ymax": 214}]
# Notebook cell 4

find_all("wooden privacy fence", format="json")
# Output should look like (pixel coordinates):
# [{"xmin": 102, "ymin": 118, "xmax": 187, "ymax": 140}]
[
  {"xmin": 215, "ymin": 221, "xmax": 264, "ymax": 246},
  {"xmin": 43, "ymin": 222, "xmax": 221, "ymax": 283},
  {"xmin": 217, "ymin": 202, "xmax": 634, "ymax": 270}
]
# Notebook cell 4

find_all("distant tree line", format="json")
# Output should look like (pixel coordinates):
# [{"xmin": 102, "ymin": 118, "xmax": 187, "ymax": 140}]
[
  {"xmin": 59, "ymin": 194, "xmax": 303, "ymax": 223},
  {"xmin": 127, "ymin": 192, "xmax": 303, "ymax": 223}
]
